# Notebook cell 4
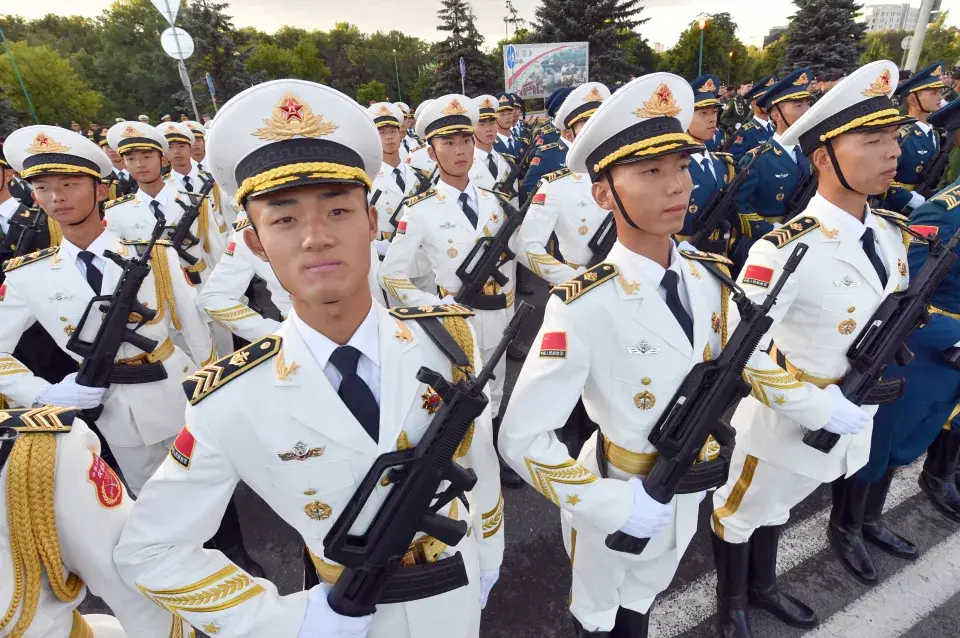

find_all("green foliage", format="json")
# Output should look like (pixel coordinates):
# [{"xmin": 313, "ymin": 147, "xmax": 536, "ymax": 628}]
[
  {"xmin": 246, "ymin": 37, "xmax": 331, "ymax": 84},
  {"xmin": 859, "ymin": 30, "xmax": 904, "ymax": 65},
  {"xmin": 753, "ymin": 36, "xmax": 787, "ymax": 79},
  {"xmin": 659, "ymin": 13, "xmax": 751, "ymax": 85},
  {"xmin": 782, "ymin": 0, "xmax": 866, "ymax": 76},
  {"xmin": 432, "ymin": 0, "xmax": 498, "ymax": 96},
  {"xmin": 0, "ymin": 40, "xmax": 102, "ymax": 125},
  {"xmin": 357, "ymin": 80, "xmax": 388, "ymax": 105},
  {"xmin": 0, "ymin": 87, "xmax": 23, "ymax": 134},
  {"xmin": 918, "ymin": 12, "xmax": 960, "ymax": 69}
]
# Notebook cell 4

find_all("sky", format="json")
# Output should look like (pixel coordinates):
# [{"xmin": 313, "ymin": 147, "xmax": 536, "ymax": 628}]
[{"xmin": 6, "ymin": 0, "xmax": 960, "ymax": 49}]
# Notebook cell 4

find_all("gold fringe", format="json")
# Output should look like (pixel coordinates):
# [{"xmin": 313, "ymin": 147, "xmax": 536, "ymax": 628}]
[
  {"xmin": 146, "ymin": 245, "xmax": 181, "ymax": 330},
  {"xmin": 593, "ymin": 133, "xmax": 698, "ymax": 173},
  {"xmin": 445, "ymin": 315, "xmax": 477, "ymax": 459},
  {"xmin": 426, "ymin": 125, "xmax": 475, "ymax": 140},
  {"xmin": 198, "ymin": 197, "xmax": 211, "ymax": 254},
  {"xmin": 716, "ymin": 264, "xmax": 731, "ymax": 348},
  {"xmin": 45, "ymin": 217, "xmax": 63, "ymax": 247},
  {"xmin": 1, "ymin": 434, "xmax": 84, "ymax": 635},
  {"xmin": 820, "ymin": 109, "xmax": 904, "ymax": 142},
  {"xmin": 211, "ymin": 182, "xmax": 222, "ymax": 216},
  {"xmin": 235, "ymin": 163, "xmax": 371, "ymax": 204}
]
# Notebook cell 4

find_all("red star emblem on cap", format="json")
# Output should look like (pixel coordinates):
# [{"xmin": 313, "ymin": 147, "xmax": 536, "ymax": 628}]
[
  {"xmin": 34, "ymin": 133, "xmax": 51, "ymax": 147},
  {"xmin": 655, "ymin": 85, "xmax": 672, "ymax": 105},
  {"xmin": 278, "ymin": 96, "xmax": 305, "ymax": 122}
]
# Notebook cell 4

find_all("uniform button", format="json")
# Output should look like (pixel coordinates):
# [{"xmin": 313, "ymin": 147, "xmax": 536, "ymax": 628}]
[
  {"xmin": 642, "ymin": 377, "xmax": 652, "ymax": 385},
  {"xmin": 847, "ymin": 306, "xmax": 856, "ymax": 313},
  {"xmin": 304, "ymin": 489, "xmax": 317, "ymax": 496}
]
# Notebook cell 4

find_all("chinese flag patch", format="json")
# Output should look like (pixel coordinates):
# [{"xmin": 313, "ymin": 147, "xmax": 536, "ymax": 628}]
[
  {"xmin": 532, "ymin": 193, "xmax": 547, "ymax": 206},
  {"xmin": 225, "ymin": 241, "xmax": 236, "ymax": 256},
  {"xmin": 397, "ymin": 220, "xmax": 407, "ymax": 235},
  {"xmin": 0, "ymin": 283, "xmax": 6, "ymax": 302},
  {"xmin": 910, "ymin": 224, "xmax": 939, "ymax": 241},
  {"xmin": 531, "ymin": 157, "xmax": 541, "ymax": 166},
  {"xmin": 170, "ymin": 426, "xmax": 196, "ymax": 469},
  {"xmin": 88, "ymin": 454, "xmax": 123, "ymax": 508},
  {"xmin": 101, "ymin": 218, "xmax": 108, "ymax": 228},
  {"xmin": 540, "ymin": 331, "xmax": 567, "ymax": 358},
  {"xmin": 743, "ymin": 265, "xmax": 774, "ymax": 289},
  {"xmin": 735, "ymin": 136, "xmax": 744, "ymax": 144}
]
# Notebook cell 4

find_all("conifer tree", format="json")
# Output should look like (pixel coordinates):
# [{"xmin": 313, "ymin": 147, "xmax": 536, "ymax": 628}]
[
  {"xmin": 432, "ymin": 0, "xmax": 498, "ymax": 96},
  {"xmin": 782, "ymin": 0, "xmax": 866, "ymax": 77}
]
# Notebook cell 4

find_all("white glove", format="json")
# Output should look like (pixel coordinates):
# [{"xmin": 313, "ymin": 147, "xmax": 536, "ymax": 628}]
[
  {"xmin": 479, "ymin": 569, "xmax": 499, "ymax": 609},
  {"xmin": 907, "ymin": 191, "xmax": 927, "ymax": 209},
  {"xmin": 821, "ymin": 384, "xmax": 871, "ymax": 436},
  {"xmin": 617, "ymin": 477, "xmax": 672, "ymax": 539},
  {"xmin": 375, "ymin": 239, "xmax": 391, "ymax": 257},
  {"xmin": 35, "ymin": 373, "xmax": 105, "ymax": 409},
  {"xmin": 297, "ymin": 583, "xmax": 372, "ymax": 638}
]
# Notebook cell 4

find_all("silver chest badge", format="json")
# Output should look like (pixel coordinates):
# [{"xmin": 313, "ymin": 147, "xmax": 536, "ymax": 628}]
[
  {"xmin": 627, "ymin": 340, "xmax": 660, "ymax": 356},
  {"xmin": 835, "ymin": 275, "xmax": 861, "ymax": 288},
  {"xmin": 438, "ymin": 221, "xmax": 456, "ymax": 230}
]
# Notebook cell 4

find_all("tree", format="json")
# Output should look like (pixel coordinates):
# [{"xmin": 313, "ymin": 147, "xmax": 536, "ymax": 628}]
[
  {"xmin": 432, "ymin": 0, "xmax": 498, "ymax": 95},
  {"xmin": 782, "ymin": 0, "xmax": 866, "ymax": 77},
  {"xmin": 754, "ymin": 36, "xmax": 787, "ymax": 78},
  {"xmin": 0, "ymin": 41, "xmax": 102, "ymax": 124},
  {"xmin": 659, "ymin": 13, "xmax": 751, "ymax": 84},
  {"xmin": 0, "ymin": 87, "xmax": 23, "ymax": 135},
  {"xmin": 535, "ymin": 0, "xmax": 647, "ymax": 84},
  {"xmin": 859, "ymin": 30, "xmax": 899, "ymax": 65},
  {"xmin": 357, "ymin": 80, "xmax": 388, "ymax": 105},
  {"xmin": 504, "ymin": 0, "xmax": 525, "ymax": 36},
  {"xmin": 622, "ymin": 31, "xmax": 659, "ymax": 75},
  {"xmin": 917, "ymin": 12, "xmax": 960, "ymax": 70}
]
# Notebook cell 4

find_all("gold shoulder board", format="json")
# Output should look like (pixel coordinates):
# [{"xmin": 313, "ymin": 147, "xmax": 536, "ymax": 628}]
[
  {"xmin": 761, "ymin": 216, "xmax": 820, "ymax": 248},
  {"xmin": 538, "ymin": 142, "xmax": 559, "ymax": 152},
  {"xmin": 480, "ymin": 188, "xmax": 512, "ymax": 204},
  {"xmin": 551, "ymin": 263, "xmax": 619, "ymax": 304},
  {"xmin": 233, "ymin": 217, "xmax": 251, "ymax": 232},
  {"xmin": 406, "ymin": 188, "xmax": 438, "ymax": 207},
  {"xmin": 932, "ymin": 185, "xmax": 960, "ymax": 210},
  {"xmin": 872, "ymin": 208, "xmax": 911, "ymax": 224},
  {"xmin": 119, "ymin": 239, "xmax": 173, "ymax": 247},
  {"xmin": 544, "ymin": 168, "xmax": 572, "ymax": 183},
  {"xmin": 3, "ymin": 246, "xmax": 59, "ymax": 273},
  {"xmin": 412, "ymin": 143, "xmax": 427, "ymax": 153},
  {"xmin": 1, "ymin": 406, "xmax": 77, "ymax": 433},
  {"xmin": 679, "ymin": 249, "xmax": 734, "ymax": 265},
  {"xmin": 389, "ymin": 304, "xmax": 476, "ymax": 320},
  {"xmin": 103, "ymin": 193, "xmax": 135, "ymax": 210},
  {"xmin": 183, "ymin": 335, "xmax": 282, "ymax": 405}
]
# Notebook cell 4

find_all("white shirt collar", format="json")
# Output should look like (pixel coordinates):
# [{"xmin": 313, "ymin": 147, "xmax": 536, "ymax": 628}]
[
  {"xmin": 59, "ymin": 229, "xmax": 119, "ymax": 265},
  {"xmin": 172, "ymin": 165, "xmax": 201, "ymax": 186},
  {"xmin": 557, "ymin": 136, "xmax": 570, "ymax": 150},
  {"xmin": 291, "ymin": 304, "xmax": 380, "ymax": 372},
  {"xmin": 138, "ymin": 181, "xmax": 175, "ymax": 210},
  {"xmin": 610, "ymin": 240, "xmax": 684, "ymax": 286},
  {"xmin": 771, "ymin": 133, "xmax": 799, "ymax": 160},
  {"xmin": 497, "ymin": 132, "xmax": 513, "ymax": 142},
  {"xmin": 474, "ymin": 146, "xmax": 491, "ymax": 160},
  {"xmin": 916, "ymin": 120, "xmax": 933, "ymax": 135},
  {"xmin": 0, "ymin": 197, "xmax": 20, "ymax": 222},
  {"xmin": 691, "ymin": 149, "xmax": 713, "ymax": 165},
  {"xmin": 809, "ymin": 193, "xmax": 883, "ymax": 239},
  {"xmin": 753, "ymin": 115, "xmax": 771, "ymax": 129},
  {"xmin": 437, "ymin": 179, "xmax": 477, "ymax": 208}
]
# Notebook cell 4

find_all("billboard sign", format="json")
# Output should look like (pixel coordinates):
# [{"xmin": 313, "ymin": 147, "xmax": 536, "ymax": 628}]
[{"xmin": 503, "ymin": 42, "xmax": 589, "ymax": 100}]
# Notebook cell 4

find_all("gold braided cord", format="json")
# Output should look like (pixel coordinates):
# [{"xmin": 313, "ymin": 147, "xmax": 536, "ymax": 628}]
[
  {"xmin": 118, "ymin": 142, "xmax": 163, "ymax": 153},
  {"xmin": 235, "ymin": 163, "xmax": 371, "ymax": 204},
  {"xmin": 910, "ymin": 80, "xmax": 946, "ymax": 93},
  {"xmin": 46, "ymin": 217, "xmax": 63, "ymax": 247},
  {"xmin": 211, "ymin": 182, "xmax": 221, "ymax": 215},
  {"xmin": 819, "ymin": 109, "xmax": 904, "ymax": 142},
  {"xmin": 425, "ymin": 125, "xmax": 475, "ymax": 140},
  {"xmin": 566, "ymin": 109, "xmax": 598, "ymax": 128},
  {"xmin": 716, "ymin": 264, "xmax": 731, "ymax": 348},
  {"xmin": 694, "ymin": 98, "xmax": 721, "ymax": 108},
  {"xmin": 2, "ymin": 433, "xmax": 83, "ymax": 635},
  {"xmin": 20, "ymin": 164, "xmax": 100, "ymax": 180},
  {"xmin": 444, "ymin": 315, "xmax": 477, "ymax": 459},
  {"xmin": 770, "ymin": 91, "xmax": 813, "ymax": 106},
  {"xmin": 593, "ymin": 133, "xmax": 698, "ymax": 173},
  {"xmin": 198, "ymin": 198, "xmax": 211, "ymax": 253},
  {"xmin": 146, "ymin": 245, "xmax": 181, "ymax": 330},
  {"xmin": 526, "ymin": 252, "xmax": 566, "ymax": 279},
  {"xmin": 0, "ymin": 358, "xmax": 30, "ymax": 376}
]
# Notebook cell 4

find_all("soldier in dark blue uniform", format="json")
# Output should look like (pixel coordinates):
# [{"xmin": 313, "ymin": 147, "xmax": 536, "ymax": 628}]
[
  {"xmin": 510, "ymin": 92, "xmax": 532, "ymax": 143},
  {"xmin": 730, "ymin": 69, "xmax": 814, "ymax": 271},
  {"xmin": 494, "ymin": 93, "xmax": 524, "ymax": 162},
  {"xmin": 680, "ymin": 74, "xmax": 736, "ymax": 250},
  {"xmin": 520, "ymin": 87, "xmax": 572, "ymax": 203},
  {"xmin": 865, "ymin": 98, "xmax": 960, "ymax": 561},
  {"xmin": 728, "ymin": 75, "xmax": 778, "ymax": 162},
  {"xmin": 705, "ymin": 127, "xmax": 725, "ymax": 152},
  {"xmin": 876, "ymin": 62, "xmax": 946, "ymax": 214}
]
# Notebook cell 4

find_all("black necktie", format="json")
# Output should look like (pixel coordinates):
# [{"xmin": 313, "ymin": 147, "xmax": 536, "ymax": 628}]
[
  {"xmin": 329, "ymin": 346, "xmax": 380, "ymax": 443},
  {"xmin": 183, "ymin": 175, "xmax": 193, "ymax": 192},
  {"xmin": 393, "ymin": 168, "xmax": 405, "ymax": 193},
  {"xmin": 77, "ymin": 251, "xmax": 103, "ymax": 295},
  {"xmin": 861, "ymin": 227, "xmax": 888, "ymax": 288},
  {"xmin": 487, "ymin": 153, "xmax": 499, "ymax": 179},
  {"xmin": 458, "ymin": 193, "xmax": 478, "ymax": 228},
  {"xmin": 150, "ymin": 200, "xmax": 163, "ymax": 219},
  {"xmin": 661, "ymin": 270, "xmax": 693, "ymax": 344}
]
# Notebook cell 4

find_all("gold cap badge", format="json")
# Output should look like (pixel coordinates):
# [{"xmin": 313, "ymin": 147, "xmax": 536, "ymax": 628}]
[
  {"xmin": 25, "ymin": 132, "xmax": 70, "ymax": 154},
  {"xmin": 633, "ymin": 84, "xmax": 683, "ymax": 118},
  {"xmin": 253, "ymin": 93, "xmax": 339, "ymax": 141},
  {"xmin": 441, "ymin": 99, "xmax": 468, "ymax": 116},
  {"xmin": 862, "ymin": 69, "xmax": 893, "ymax": 98},
  {"xmin": 793, "ymin": 72, "xmax": 809, "ymax": 86},
  {"xmin": 583, "ymin": 87, "xmax": 605, "ymax": 102},
  {"xmin": 700, "ymin": 78, "xmax": 717, "ymax": 92}
]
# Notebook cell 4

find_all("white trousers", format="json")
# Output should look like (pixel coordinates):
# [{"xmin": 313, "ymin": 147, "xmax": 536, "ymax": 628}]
[{"xmin": 112, "ymin": 434, "xmax": 176, "ymax": 497}]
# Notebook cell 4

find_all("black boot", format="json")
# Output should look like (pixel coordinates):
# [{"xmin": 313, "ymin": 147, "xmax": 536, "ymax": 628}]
[
  {"xmin": 919, "ymin": 430, "xmax": 960, "ymax": 523},
  {"xmin": 571, "ymin": 613, "xmax": 611, "ymax": 637},
  {"xmin": 609, "ymin": 606, "xmax": 649, "ymax": 638},
  {"xmin": 747, "ymin": 525, "xmax": 817, "ymax": 628},
  {"xmin": 863, "ymin": 468, "xmax": 918, "ymax": 559},
  {"xmin": 205, "ymin": 497, "xmax": 265, "ymax": 578},
  {"xmin": 493, "ymin": 415, "xmax": 524, "ymax": 488},
  {"xmin": 827, "ymin": 477, "xmax": 877, "ymax": 584},
  {"xmin": 711, "ymin": 532, "xmax": 752, "ymax": 638}
]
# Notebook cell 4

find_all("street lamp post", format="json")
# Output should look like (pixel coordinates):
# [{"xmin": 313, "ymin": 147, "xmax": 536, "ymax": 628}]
[
  {"xmin": 697, "ymin": 15, "xmax": 709, "ymax": 77},
  {"xmin": 728, "ymin": 50, "xmax": 734, "ymax": 86},
  {"xmin": 0, "ymin": 27, "xmax": 39, "ymax": 124},
  {"xmin": 393, "ymin": 48, "xmax": 402, "ymax": 102}
]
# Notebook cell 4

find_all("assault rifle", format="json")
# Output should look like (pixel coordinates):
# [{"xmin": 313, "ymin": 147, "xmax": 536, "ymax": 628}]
[
  {"xmin": 586, "ymin": 212, "xmax": 617, "ymax": 268},
  {"xmin": 688, "ymin": 157, "xmax": 756, "ymax": 250},
  {"xmin": 66, "ymin": 210, "xmax": 168, "ymax": 421},
  {"xmin": 12, "ymin": 208, "xmax": 49, "ymax": 258},
  {"xmin": 493, "ymin": 141, "xmax": 538, "ymax": 200},
  {"xmin": 918, "ymin": 139, "xmax": 954, "ymax": 198},
  {"xmin": 166, "ymin": 174, "xmax": 216, "ymax": 284},
  {"xmin": 324, "ymin": 302, "xmax": 534, "ymax": 616},
  {"xmin": 389, "ymin": 168, "xmax": 437, "ymax": 231},
  {"xmin": 605, "ymin": 244, "xmax": 808, "ymax": 554},
  {"xmin": 803, "ymin": 225, "xmax": 960, "ymax": 453}
]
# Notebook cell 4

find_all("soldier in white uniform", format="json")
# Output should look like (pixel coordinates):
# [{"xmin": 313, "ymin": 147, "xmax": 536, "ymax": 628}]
[
  {"xmin": 405, "ymin": 100, "xmax": 437, "ymax": 174},
  {"xmin": 115, "ymin": 79, "xmax": 504, "ymax": 638},
  {"xmin": 517, "ymin": 82, "xmax": 612, "ymax": 287},
  {"xmin": 379, "ymin": 94, "xmax": 523, "ymax": 487},
  {"xmin": 184, "ymin": 120, "xmax": 208, "ymax": 169},
  {"xmin": 0, "ymin": 406, "xmax": 192, "ymax": 637},
  {"xmin": 469, "ymin": 95, "xmax": 513, "ymax": 192},
  {"xmin": 708, "ymin": 60, "xmax": 915, "ymax": 637},
  {"xmin": 103, "ymin": 121, "xmax": 224, "ymax": 286}
]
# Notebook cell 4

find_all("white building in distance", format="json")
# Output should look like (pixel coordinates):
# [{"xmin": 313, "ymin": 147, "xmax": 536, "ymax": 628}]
[{"xmin": 862, "ymin": 3, "xmax": 921, "ymax": 32}]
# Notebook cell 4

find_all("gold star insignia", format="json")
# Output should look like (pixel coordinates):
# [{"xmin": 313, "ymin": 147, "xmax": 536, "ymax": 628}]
[{"xmin": 566, "ymin": 494, "xmax": 582, "ymax": 506}]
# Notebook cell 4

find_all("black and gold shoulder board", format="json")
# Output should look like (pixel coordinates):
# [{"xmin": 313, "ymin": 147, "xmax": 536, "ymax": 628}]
[
  {"xmin": 233, "ymin": 217, "xmax": 251, "ymax": 232},
  {"xmin": 479, "ymin": 188, "xmax": 512, "ymax": 204},
  {"xmin": 551, "ymin": 263, "xmax": 619, "ymax": 304},
  {"xmin": 544, "ymin": 168, "xmax": 572, "ymax": 183},
  {"xmin": 679, "ymin": 249, "xmax": 734, "ymax": 265},
  {"xmin": 411, "ymin": 143, "xmax": 427, "ymax": 153},
  {"xmin": 1, "ymin": 406, "xmax": 77, "ymax": 433},
  {"xmin": 103, "ymin": 193, "xmax": 135, "ymax": 210},
  {"xmin": 537, "ymin": 142, "xmax": 559, "ymax": 152},
  {"xmin": 741, "ymin": 121, "xmax": 756, "ymax": 132},
  {"xmin": 406, "ymin": 188, "xmax": 438, "ymax": 207},
  {"xmin": 120, "ymin": 239, "xmax": 173, "ymax": 247},
  {"xmin": 183, "ymin": 335, "xmax": 282, "ymax": 405},
  {"xmin": 390, "ymin": 304, "xmax": 476, "ymax": 320},
  {"xmin": 873, "ymin": 208, "xmax": 911, "ymax": 226},
  {"xmin": 3, "ymin": 246, "xmax": 59, "ymax": 273},
  {"xmin": 932, "ymin": 185, "xmax": 960, "ymax": 210},
  {"xmin": 761, "ymin": 216, "xmax": 820, "ymax": 248}
]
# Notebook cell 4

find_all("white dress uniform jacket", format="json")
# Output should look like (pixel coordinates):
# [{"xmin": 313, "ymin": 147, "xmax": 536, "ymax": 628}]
[
  {"xmin": 114, "ymin": 303, "xmax": 505, "ymax": 638},
  {"xmin": 468, "ymin": 147, "xmax": 511, "ymax": 192},
  {"xmin": 405, "ymin": 144, "xmax": 436, "ymax": 173},
  {"xmin": 371, "ymin": 162, "xmax": 423, "ymax": 241},
  {"xmin": 0, "ymin": 232, "xmax": 215, "ymax": 486},
  {"xmin": 517, "ymin": 169, "xmax": 611, "ymax": 285},
  {"xmin": 0, "ymin": 411, "xmax": 191, "ymax": 637}
]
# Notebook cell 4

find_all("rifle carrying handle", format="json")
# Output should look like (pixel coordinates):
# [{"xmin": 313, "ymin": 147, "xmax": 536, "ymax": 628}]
[{"xmin": 605, "ymin": 531, "xmax": 650, "ymax": 554}]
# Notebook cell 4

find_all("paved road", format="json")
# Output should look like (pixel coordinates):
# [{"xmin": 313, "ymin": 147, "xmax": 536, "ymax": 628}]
[{"xmin": 83, "ymin": 279, "xmax": 960, "ymax": 637}]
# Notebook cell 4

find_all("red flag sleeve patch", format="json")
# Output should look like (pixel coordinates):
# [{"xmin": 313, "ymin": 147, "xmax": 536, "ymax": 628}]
[
  {"xmin": 397, "ymin": 220, "xmax": 407, "ymax": 235},
  {"xmin": 0, "ymin": 283, "xmax": 6, "ymax": 302},
  {"xmin": 743, "ymin": 265, "xmax": 774, "ymax": 289},
  {"xmin": 225, "ymin": 240, "xmax": 236, "ymax": 256},
  {"xmin": 88, "ymin": 454, "xmax": 124, "ymax": 508},
  {"xmin": 531, "ymin": 157, "xmax": 541, "ymax": 166},
  {"xmin": 532, "ymin": 193, "xmax": 547, "ymax": 205},
  {"xmin": 540, "ymin": 331, "xmax": 567, "ymax": 358},
  {"xmin": 910, "ymin": 225, "xmax": 939, "ymax": 242},
  {"xmin": 170, "ymin": 426, "xmax": 196, "ymax": 469}
]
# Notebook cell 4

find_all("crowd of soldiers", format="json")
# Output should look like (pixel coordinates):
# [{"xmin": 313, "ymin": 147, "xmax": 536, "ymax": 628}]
[{"xmin": 0, "ymin": 53, "xmax": 960, "ymax": 638}]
